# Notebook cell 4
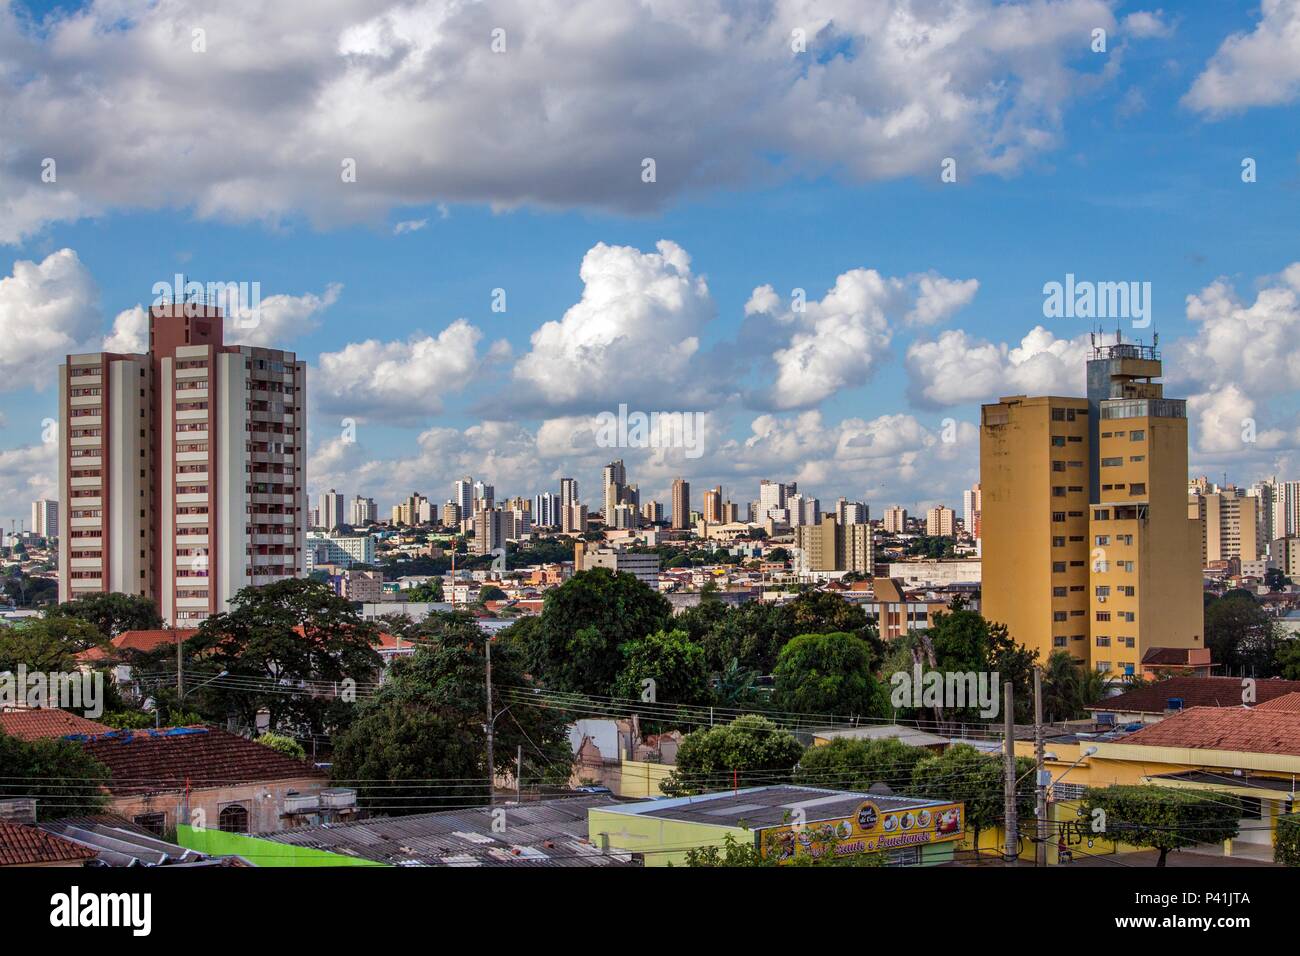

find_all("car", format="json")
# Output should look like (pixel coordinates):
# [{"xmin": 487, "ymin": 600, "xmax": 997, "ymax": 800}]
[{"xmin": 571, "ymin": 785, "xmax": 613, "ymax": 794}]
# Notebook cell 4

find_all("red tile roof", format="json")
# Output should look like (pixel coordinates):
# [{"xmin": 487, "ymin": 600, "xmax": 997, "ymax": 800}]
[
  {"xmin": 79, "ymin": 726, "xmax": 326, "ymax": 796},
  {"xmin": 0, "ymin": 822, "xmax": 98, "ymax": 866},
  {"xmin": 1253, "ymin": 692, "xmax": 1300, "ymax": 713},
  {"xmin": 1090, "ymin": 676, "xmax": 1300, "ymax": 713},
  {"xmin": 0, "ymin": 710, "xmax": 111, "ymax": 741},
  {"xmin": 79, "ymin": 628, "xmax": 200, "ymax": 663},
  {"xmin": 1109, "ymin": 706, "xmax": 1300, "ymax": 757}
]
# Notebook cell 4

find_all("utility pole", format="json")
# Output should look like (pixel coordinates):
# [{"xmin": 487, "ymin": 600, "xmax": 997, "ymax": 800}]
[
  {"xmin": 516, "ymin": 745, "xmax": 522, "ymax": 804},
  {"xmin": 1034, "ymin": 667, "xmax": 1047, "ymax": 866},
  {"xmin": 485, "ymin": 636, "xmax": 494, "ymax": 806},
  {"xmin": 1003, "ymin": 680, "xmax": 1017, "ymax": 864},
  {"xmin": 175, "ymin": 626, "xmax": 183, "ymax": 704}
]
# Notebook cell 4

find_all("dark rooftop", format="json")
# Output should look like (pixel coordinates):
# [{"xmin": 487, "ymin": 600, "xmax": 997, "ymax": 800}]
[
  {"xmin": 264, "ymin": 795, "xmax": 635, "ymax": 867},
  {"xmin": 631, "ymin": 786, "xmax": 945, "ymax": 829}
]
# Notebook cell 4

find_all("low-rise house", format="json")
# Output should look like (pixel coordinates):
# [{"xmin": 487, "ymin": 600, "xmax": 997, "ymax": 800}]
[
  {"xmin": 1088, "ymin": 675, "xmax": 1300, "ymax": 725},
  {"xmin": 0, "ymin": 822, "xmax": 98, "ymax": 868},
  {"xmin": 76, "ymin": 726, "xmax": 328, "ymax": 837},
  {"xmin": 0, "ymin": 709, "xmax": 110, "ymax": 741}
]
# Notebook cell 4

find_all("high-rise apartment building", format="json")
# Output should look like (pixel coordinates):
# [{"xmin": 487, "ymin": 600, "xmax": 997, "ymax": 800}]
[
  {"xmin": 981, "ymin": 338, "xmax": 1201, "ymax": 676},
  {"xmin": 472, "ymin": 507, "xmax": 506, "ymax": 555},
  {"xmin": 31, "ymin": 499, "xmax": 58, "ymax": 539},
  {"xmin": 671, "ymin": 478, "xmax": 690, "ymax": 530},
  {"xmin": 642, "ymin": 500, "xmax": 663, "ymax": 524},
  {"xmin": 962, "ymin": 485, "xmax": 981, "ymax": 538},
  {"xmin": 559, "ymin": 477, "xmax": 579, "ymax": 509},
  {"xmin": 757, "ymin": 479, "xmax": 785, "ymax": 521},
  {"xmin": 533, "ymin": 492, "xmax": 561, "ymax": 528},
  {"xmin": 317, "ymin": 488, "xmax": 345, "ymax": 531},
  {"xmin": 883, "ymin": 507, "xmax": 908, "ymax": 533},
  {"xmin": 702, "ymin": 485, "xmax": 723, "ymax": 524},
  {"xmin": 453, "ymin": 477, "xmax": 474, "ymax": 519},
  {"xmin": 926, "ymin": 506, "xmax": 955, "ymax": 537},
  {"xmin": 836, "ymin": 498, "xmax": 865, "ymax": 526},
  {"xmin": 58, "ymin": 301, "xmax": 306, "ymax": 624},
  {"xmin": 349, "ymin": 495, "xmax": 377, "ymax": 527},
  {"xmin": 602, "ymin": 460, "xmax": 626, "ymax": 521},
  {"xmin": 1190, "ymin": 485, "xmax": 1259, "ymax": 564},
  {"xmin": 795, "ymin": 516, "xmax": 873, "ymax": 574}
]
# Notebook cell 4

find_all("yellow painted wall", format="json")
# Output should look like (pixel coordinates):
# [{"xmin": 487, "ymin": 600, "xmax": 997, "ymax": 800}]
[
  {"xmin": 613, "ymin": 760, "xmax": 674, "ymax": 798},
  {"xmin": 588, "ymin": 808, "xmax": 747, "ymax": 867}
]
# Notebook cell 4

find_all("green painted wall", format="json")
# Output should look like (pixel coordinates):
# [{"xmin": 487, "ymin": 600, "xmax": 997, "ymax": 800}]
[{"xmin": 177, "ymin": 825, "xmax": 386, "ymax": 867}]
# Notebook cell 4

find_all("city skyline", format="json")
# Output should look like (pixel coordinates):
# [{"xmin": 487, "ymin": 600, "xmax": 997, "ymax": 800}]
[{"xmin": 3, "ymin": 3, "xmax": 1300, "ymax": 529}]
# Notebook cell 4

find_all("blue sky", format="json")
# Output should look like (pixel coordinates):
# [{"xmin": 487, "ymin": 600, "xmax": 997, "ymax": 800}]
[{"xmin": 3, "ymin": 0, "xmax": 1300, "ymax": 528}]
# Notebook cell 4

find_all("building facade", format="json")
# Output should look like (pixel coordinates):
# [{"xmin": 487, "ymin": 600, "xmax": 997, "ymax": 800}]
[{"xmin": 58, "ymin": 302, "xmax": 306, "ymax": 624}]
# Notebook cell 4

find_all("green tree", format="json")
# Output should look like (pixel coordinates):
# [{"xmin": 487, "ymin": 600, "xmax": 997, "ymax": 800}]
[
  {"xmin": 0, "ymin": 616, "xmax": 109, "ymax": 672},
  {"xmin": 0, "ymin": 731, "xmax": 111, "ymax": 820},
  {"xmin": 1079, "ymin": 785, "xmax": 1241, "ymax": 867},
  {"xmin": 1277, "ymin": 813, "xmax": 1300, "ymax": 867},
  {"xmin": 913, "ymin": 608, "xmax": 1038, "ymax": 723},
  {"xmin": 772, "ymin": 632, "xmax": 890, "ymax": 719},
  {"xmin": 1040, "ymin": 650, "xmax": 1108, "ymax": 721},
  {"xmin": 331, "ymin": 630, "xmax": 571, "ymax": 812},
  {"xmin": 661, "ymin": 714, "xmax": 803, "ymax": 797},
  {"xmin": 184, "ymin": 578, "xmax": 383, "ymax": 736},
  {"xmin": 48, "ymin": 592, "xmax": 162, "ymax": 638},
  {"xmin": 256, "ymin": 732, "xmax": 307, "ymax": 761},
  {"xmin": 478, "ymin": 585, "xmax": 507, "ymax": 603},
  {"xmin": 793, "ymin": 737, "xmax": 927, "ymax": 792},
  {"xmin": 612, "ymin": 629, "xmax": 712, "ymax": 710},
  {"xmin": 406, "ymin": 579, "xmax": 444, "ymax": 602},
  {"xmin": 1276, "ymin": 640, "xmax": 1300, "ymax": 681},
  {"xmin": 521, "ymin": 568, "xmax": 672, "ymax": 696},
  {"xmin": 911, "ymin": 744, "xmax": 1034, "ymax": 857},
  {"xmin": 1205, "ymin": 594, "xmax": 1283, "ymax": 676}
]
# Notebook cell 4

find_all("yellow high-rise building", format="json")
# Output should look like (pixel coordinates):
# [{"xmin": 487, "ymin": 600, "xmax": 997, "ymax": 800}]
[{"xmin": 981, "ymin": 339, "xmax": 1203, "ymax": 677}]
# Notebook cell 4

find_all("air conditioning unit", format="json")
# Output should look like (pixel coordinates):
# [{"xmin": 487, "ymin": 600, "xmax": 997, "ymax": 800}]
[{"xmin": 1098, "ymin": 596, "xmax": 1107, "ymax": 603}]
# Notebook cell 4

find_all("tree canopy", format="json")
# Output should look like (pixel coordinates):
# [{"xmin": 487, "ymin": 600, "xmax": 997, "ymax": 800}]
[
  {"xmin": 1079, "ymin": 785, "xmax": 1241, "ymax": 866},
  {"xmin": 660, "ymin": 714, "xmax": 803, "ymax": 797}
]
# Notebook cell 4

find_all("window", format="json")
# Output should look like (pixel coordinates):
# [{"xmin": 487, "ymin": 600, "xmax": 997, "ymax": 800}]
[
  {"xmin": 1052, "ymin": 461, "xmax": 1066, "ymax": 472},
  {"xmin": 1101, "ymin": 457, "xmax": 1123, "ymax": 467},
  {"xmin": 1053, "ymin": 611, "xmax": 1068, "ymax": 622},
  {"xmin": 1130, "ymin": 483, "xmax": 1146, "ymax": 495},
  {"xmin": 133, "ymin": 813, "xmax": 167, "ymax": 837},
  {"xmin": 1129, "ymin": 455, "xmax": 1145, "ymax": 463},
  {"xmin": 1052, "ymin": 487, "xmax": 1066, "ymax": 497},
  {"xmin": 1093, "ymin": 509, "xmax": 1110, "ymax": 521},
  {"xmin": 1052, "ymin": 562, "xmax": 1067, "ymax": 573},
  {"xmin": 1052, "ymin": 537, "xmax": 1065, "ymax": 547},
  {"xmin": 1130, "ymin": 430, "xmax": 1145, "ymax": 441},
  {"xmin": 1053, "ymin": 587, "xmax": 1067, "ymax": 597},
  {"xmin": 1096, "ymin": 586, "xmax": 1110, "ymax": 597},
  {"xmin": 1096, "ymin": 611, "xmax": 1111, "ymax": 622},
  {"xmin": 1053, "ymin": 636, "xmax": 1068, "ymax": 647},
  {"xmin": 218, "ymin": 804, "xmax": 251, "ymax": 833},
  {"xmin": 1051, "ymin": 436, "xmax": 1066, "ymax": 447},
  {"xmin": 1095, "ymin": 536, "xmax": 1109, "ymax": 546},
  {"xmin": 1095, "ymin": 636, "xmax": 1111, "ymax": 647},
  {"xmin": 1052, "ymin": 511, "xmax": 1066, "ymax": 523}
]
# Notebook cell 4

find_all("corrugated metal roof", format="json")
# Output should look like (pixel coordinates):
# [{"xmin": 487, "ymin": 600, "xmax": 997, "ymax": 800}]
[{"xmin": 263, "ymin": 795, "xmax": 636, "ymax": 867}]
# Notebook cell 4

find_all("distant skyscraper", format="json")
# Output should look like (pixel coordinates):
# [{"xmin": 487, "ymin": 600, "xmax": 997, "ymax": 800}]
[
  {"xmin": 454, "ymin": 477, "xmax": 474, "ymax": 519},
  {"xmin": 883, "ymin": 507, "xmax": 908, "ymax": 533},
  {"xmin": 703, "ymin": 485, "xmax": 723, "ymax": 524},
  {"xmin": 758, "ymin": 479, "xmax": 785, "ymax": 521},
  {"xmin": 318, "ymin": 489, "xmax": 345, "ymax": 531},
  {"xmin": 836, "ymin": 497, "xmax": 865, "ymax": 526},
  {"xmin": 559, "ymin": 477, "xmax": 579, "ymax": 509},
  {"xmin": 603, "ymin": 460, "xmax": 626, "ymax": 520},
  {"xmin": 31, "ymin": 499, "xmax": 58, "ymax": 538},
  {"xmin": 349, "ymin": 495, "xmax": 377, "ymax": 527},
  {"xmin": 671, "ymin": 478, "xmax": 690, "ymax": 530},
  {"xmin": 926, "ymin": 506, "xmax": 956, "ymax": 537},
  {"xmin": 473, "ymin": 508, "xmax": 506, "ymax": 555},
  {"xmin": 533, "ymin": 492, "xmax": 561, "ymax": 528},
  {"xmin": 962, "ymin": 484, "xmax": 982, "ymax": 538}
]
